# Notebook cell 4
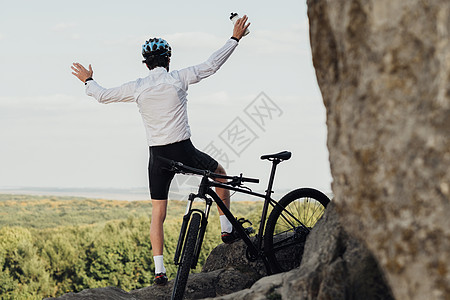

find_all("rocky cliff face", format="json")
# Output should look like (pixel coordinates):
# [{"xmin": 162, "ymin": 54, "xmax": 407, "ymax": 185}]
[{"xmin": 307, "ymin": 0, "xmax": 450, "ymax": 299}]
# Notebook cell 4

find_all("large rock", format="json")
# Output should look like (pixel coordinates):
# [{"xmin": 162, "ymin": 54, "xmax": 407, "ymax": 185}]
[
  {"xmin": 47, "ymin": 260, "xmax": 260, "ymax": 300},
  {"xmin": 46, "ymin": 240, "xmax": 268, "ymax": 300},
  {"xmin": 307, "ymin": 0, "xmax": 450, "ymax": 299},
  {"xmin": 202, "ymin": 237, "xmax": 267, "ymax": 277},
  {"xmin": 284, "ymin": 202, "xmax": 393, "ymax": 300},
  {"xmin": 51, "ymin": 287, "xmax": 137, "ymax": 300},
  {"xmin": 204, "ymin": 202, "xmax": 393, "ymax": 300},
  {"xmin": 130, "ymin": 268, "xmax": 258, "ymax": 300}
]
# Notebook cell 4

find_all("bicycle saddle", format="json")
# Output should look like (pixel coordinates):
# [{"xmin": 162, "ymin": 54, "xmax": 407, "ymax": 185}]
[{"xmin": 260, "ymin": 151, "xmax": 292, "ymax": 161}]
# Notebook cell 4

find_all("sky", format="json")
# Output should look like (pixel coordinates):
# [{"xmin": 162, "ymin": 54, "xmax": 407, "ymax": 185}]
[{"xmin": 0, "ymin": 0, "xmax": 333, "ymax": 198}]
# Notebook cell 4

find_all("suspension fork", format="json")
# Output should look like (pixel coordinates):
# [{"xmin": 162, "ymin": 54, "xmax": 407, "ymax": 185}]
[
  {"xmin": 192, "ymin": 196, "xmax": 212, "ymax": 267},
  {"xmin": 174, "ymin": 193, "xmax": 196, "ymax": 265},
  {"xmin": 173, "ymin": 189, "xmax": 213, "ymax": 268}
]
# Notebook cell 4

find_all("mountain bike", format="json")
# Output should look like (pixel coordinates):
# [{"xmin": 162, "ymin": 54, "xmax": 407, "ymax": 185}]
[{"xmin": 160, "ymin": 151, "xmax": 330, "ymax": 300}]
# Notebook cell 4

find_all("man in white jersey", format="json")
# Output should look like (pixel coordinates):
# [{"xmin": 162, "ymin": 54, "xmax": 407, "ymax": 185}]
[{"xmin": 71, "ymin": 16, "xmax": 250, "ymax": 286}]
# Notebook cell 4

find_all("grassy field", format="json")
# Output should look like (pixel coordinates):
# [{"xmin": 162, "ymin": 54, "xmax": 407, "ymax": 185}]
[{"xmin": 0, "ymin": 194, "xmax": 262, "ymax": 228}]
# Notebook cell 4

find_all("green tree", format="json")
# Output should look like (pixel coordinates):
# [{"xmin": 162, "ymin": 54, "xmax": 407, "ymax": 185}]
[{"xmin": 0, "ymin": 226, "xmax": 53, "ymax": 299}]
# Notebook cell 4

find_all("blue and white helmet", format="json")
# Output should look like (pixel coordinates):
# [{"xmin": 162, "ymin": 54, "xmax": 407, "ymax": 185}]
[{"xmin": 142, "ymin": 38, "xmax": 171, "ymax": 58}]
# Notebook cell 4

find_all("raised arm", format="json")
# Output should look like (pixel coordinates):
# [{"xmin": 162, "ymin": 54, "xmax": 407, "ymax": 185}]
[
  {"xmin": 177, "ymin": 15, "xmax": 251, "ymax": 85},
  {"xmin": 71, "ymin": 62, "xmax": 135, "ymax": 104}
]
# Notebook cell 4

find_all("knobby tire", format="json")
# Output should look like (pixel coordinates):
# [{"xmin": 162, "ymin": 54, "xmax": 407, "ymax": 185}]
[{"xmin": 264, "ymin": 188, "xmax": 330, "ymax": 274}]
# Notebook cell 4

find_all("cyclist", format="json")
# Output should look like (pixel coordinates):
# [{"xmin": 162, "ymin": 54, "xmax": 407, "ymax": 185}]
[{"xmin": 71, "ymin": 16, "xmax": 250, "ymax": 286}]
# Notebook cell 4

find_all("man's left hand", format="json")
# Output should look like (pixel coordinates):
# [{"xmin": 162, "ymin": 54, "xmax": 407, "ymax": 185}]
[{"xmin": 71, "ymin": 63, "xmax": 93, "ymax": 83}]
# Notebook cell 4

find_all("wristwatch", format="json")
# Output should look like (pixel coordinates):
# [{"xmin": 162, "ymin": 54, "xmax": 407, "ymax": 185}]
[{"xmin": 84, "ymin": 77, "xmax": 93, "ymax": 85}]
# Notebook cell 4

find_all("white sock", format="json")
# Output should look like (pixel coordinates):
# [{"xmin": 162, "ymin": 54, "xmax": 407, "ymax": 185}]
[
  {"xmin": 220, "ymin": 215, "xmax": 233, "ymax": 233},
  {"xmin": 153, "ymin": 255, "xmax": 166, "ymax": 274}
]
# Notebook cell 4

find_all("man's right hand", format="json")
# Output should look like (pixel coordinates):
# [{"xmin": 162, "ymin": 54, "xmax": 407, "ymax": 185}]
[
  {"xmin": 71, "ymin": 63, "xmax": 94, "ymax": 83},
  {"xmin": 232, "ymin": 15, "xmax": 250, "ymax": 41}
]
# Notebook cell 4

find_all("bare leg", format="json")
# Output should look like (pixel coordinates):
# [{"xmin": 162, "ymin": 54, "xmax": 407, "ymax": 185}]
[
  {"xmin": 150, "ymin": 199, "xmax": 168, "ymax": 256},
  {"xmin": 214, "ymin": 164, "xmax": 230, "ymax": 214}
]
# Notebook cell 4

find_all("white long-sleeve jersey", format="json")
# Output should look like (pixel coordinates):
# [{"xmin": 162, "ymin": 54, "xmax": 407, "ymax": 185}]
[{"xmin": 85, "ymin": 38, "xmax": 239, "ymax": 146}]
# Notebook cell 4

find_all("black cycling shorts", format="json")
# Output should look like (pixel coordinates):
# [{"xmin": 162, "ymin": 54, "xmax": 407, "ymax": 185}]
[{"xmin": 148, "ymin": 139, "xmax": 218, "ymax": 200}]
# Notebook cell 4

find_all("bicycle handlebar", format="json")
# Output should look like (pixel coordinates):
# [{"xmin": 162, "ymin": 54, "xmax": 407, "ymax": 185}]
[{"xmin": 157, "ymin": 156, "xmax": 259, "ymax": 185}]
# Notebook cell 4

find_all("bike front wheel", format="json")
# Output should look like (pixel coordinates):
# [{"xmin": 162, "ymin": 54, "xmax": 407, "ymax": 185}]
[
  {"xmin": 264, "ymin": 188, "xmax": 330, "ymax": 274},
  {"xmin": 171, "ymin": 213, "xmax": 201, "ymax": 300}
]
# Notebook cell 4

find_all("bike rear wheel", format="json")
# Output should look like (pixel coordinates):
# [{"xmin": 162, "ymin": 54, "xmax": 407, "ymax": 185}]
[
  {"xmin": 171, "ymin": 213, "xmax": 201, "ymax": 300},
  {"xmin": 264, "ymin": 188, "xmax": 330, "ymax": 273}
]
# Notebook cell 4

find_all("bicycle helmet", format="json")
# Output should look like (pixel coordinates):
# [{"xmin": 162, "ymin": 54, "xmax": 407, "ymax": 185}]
[{"xmin": 142, "ymin": 38, "xmax": 172, "ymax": 58}]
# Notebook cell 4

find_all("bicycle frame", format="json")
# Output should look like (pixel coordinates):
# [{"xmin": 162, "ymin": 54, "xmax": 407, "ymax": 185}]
[{"xmin": 173, "ymin": 158, "xmax": 285, "ymax": 275}]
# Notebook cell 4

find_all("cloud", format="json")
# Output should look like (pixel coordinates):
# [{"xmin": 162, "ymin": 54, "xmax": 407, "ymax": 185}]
[
  {"xmin": 52, "ymin": 22, "xmax": 77, "ymax": 32},
  {"xmin": 5, "ymin": 97, "xmax": 138, "ymax": 136},
  {"xmin": 100, "ymin": 32, "xmax": 222, "ymax": 49},
  {"xmin": 0, "ymin": 94, "xmax": 146, "ymax": 189},
  {"xmin": 245, "ymin": 23, "xmax": 311, "ymax": 56},
  {"xmin": 0, "ymin": 94, "xmax": 141, "ymax": 150},
  {"xmin": 164, "ymin": 23, "xmax": 311, "ymax": 57},
  {"xmin": 0, "ymin": 94, "xmax": 138, "ymax": 119},
  {"xmin": 0, "ymin": 94, "xmax": 90, "ymax": 112},
  {"xmin": 102, "ymin": 35, "xmax": 142, "ymax": 47},
  {"xmin": 52, "ymin": 22, "xmax": 80, "ymax": 40},
  {"xmin": 165, "ymin": 32, "xmax": 224, "ymax": 51},
  {"xmin": 97, "ymin": 22, "xmax": 311, "ymax": 61}
]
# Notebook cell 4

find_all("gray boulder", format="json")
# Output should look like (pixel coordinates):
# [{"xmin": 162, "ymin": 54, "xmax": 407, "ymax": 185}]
[
  {"xmin": 129, "ymin": 268, "xmax": 257, "ymax": 300},
  {"xmin": 50, "ymin": 286, "xmax": 137, "ymax": 300},
  {"xmin": 204, "ymin": 202, "xmax": 394, "ymax": 300}
]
